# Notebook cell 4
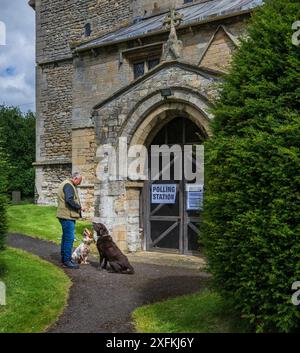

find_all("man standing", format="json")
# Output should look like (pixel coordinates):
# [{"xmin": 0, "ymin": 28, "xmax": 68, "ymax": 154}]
[{"xmin": 57, "ymin": 172, "xmax": 85, "ymax": 269}]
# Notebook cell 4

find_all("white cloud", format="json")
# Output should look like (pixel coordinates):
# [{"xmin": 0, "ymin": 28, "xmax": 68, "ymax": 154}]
[{"xmin": 0, "ymin": 0, "xmax": 35, "ymax": 113}]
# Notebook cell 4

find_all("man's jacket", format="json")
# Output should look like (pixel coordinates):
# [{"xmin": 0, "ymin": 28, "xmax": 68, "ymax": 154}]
[{"xmin": 56, "ymin": 179, "xmax": 81, "ymax": 220}]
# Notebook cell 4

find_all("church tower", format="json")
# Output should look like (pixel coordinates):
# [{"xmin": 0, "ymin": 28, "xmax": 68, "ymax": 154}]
[{"xmin": 31, "ymin": 0, "xmax": 133, "ymax": 205}]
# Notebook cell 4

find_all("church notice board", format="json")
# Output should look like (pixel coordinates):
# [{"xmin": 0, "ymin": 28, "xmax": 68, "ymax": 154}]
[{"xmin": 151, "ymin": 184, "xmax": 177, "ymax": 204}]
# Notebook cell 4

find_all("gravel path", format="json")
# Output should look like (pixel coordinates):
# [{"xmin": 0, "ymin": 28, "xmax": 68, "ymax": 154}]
[{"xmin": 7, "ymin": 233, "xmax": 209, "ymax": 333}]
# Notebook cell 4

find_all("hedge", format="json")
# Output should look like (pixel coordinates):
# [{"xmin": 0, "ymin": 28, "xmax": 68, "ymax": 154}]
[{"xmin": 201, "ymin": 0, "xmax": 300, "ymax": 332}]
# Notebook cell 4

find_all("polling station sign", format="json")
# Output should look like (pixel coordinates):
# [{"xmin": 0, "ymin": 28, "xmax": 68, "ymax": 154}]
[{"xmin": 151, "ymin": 184, "xmax": 177, "ymax": 204}]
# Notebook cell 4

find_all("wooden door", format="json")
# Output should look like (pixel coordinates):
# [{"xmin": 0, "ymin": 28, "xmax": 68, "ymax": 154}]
[{"xmin": 143, "ymin": 117, "xmax": 205, "ymax": 254}]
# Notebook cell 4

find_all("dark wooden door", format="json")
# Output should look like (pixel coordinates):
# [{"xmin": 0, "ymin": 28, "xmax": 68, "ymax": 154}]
[{"xmin": 143, "ymin": 117, "xmax": 205, "ymax": 254}]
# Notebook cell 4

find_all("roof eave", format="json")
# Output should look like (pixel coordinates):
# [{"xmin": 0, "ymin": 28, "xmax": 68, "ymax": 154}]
[{"xmin": 75, "ymin": 8, "xmax": 254, "ymax": 54}]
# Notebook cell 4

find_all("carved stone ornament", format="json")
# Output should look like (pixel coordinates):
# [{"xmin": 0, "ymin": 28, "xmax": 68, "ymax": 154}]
[{"xmin": 161, "ymin": 8, "xmax": 184, "ymax": 61}]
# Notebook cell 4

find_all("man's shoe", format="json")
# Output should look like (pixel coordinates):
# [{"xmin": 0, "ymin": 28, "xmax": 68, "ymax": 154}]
[{"xmin": 63, "ymin": 260, "xmax": 79, "ymax": 269}]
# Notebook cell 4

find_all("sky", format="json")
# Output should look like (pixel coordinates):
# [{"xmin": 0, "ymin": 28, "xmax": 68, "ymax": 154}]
[{"xmin": 0, "ymin": 0, "xmax": 35, "ymax": 113}]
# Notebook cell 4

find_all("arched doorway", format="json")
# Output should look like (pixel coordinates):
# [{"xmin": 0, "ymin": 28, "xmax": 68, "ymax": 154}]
[{"xmin": 142, "ymin": 116, "xmax": 206, "ymax": 255}]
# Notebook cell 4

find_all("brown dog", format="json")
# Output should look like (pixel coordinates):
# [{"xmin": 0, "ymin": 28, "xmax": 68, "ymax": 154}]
[{"xmin": 93, "ymin": 223, "xmax": 134, "ymax": 275}]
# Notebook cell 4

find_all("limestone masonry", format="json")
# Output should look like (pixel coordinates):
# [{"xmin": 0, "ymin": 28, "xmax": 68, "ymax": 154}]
[{"xmin": 31, "ymin": 0, "xmax": 263, "ymax": 253}]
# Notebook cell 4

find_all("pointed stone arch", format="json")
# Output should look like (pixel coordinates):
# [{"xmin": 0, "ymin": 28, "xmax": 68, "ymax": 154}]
[
  {"xmin": 120, "ymin": 88, "xmax": 213, "ymax": 150},
  {"xmin": 127, "ymin": 100, "xmax": 211, "ymax": 150}
]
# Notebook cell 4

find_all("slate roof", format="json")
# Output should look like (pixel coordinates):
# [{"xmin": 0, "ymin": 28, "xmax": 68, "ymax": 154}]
[{"xmin": 76, "ymin": 0, "xmax": 263, "ymax": 52}]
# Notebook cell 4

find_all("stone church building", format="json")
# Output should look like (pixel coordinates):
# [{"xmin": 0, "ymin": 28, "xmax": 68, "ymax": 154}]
[{"xmin": 30, "ymin": 0, "xmax": 263, "ymax": 254}]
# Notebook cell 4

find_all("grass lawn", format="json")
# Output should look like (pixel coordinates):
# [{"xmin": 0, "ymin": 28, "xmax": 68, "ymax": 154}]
[
  {"xmin": 8, "ymin": 204, "xmax": 92, "ymax": 245},
  {"xmin": 132, "ymin": 289, "xmax": 250, "ymax": 333},
  {"xmin": 0, "ymin": 247, "xmax": 71, "ymax": 333}
]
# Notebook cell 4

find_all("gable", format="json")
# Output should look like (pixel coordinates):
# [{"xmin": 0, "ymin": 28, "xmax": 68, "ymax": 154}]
[
  {"xmin": 93, "ymin": 61, "xmax": 220, "ymax": 111},
  {"xmin": 199, "ymin": 26, "xmax": 239, "ymax": 73}
]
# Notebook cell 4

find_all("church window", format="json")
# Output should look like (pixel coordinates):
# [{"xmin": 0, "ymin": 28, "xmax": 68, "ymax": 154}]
[
  {"xmin": 133, "ymin": 57, "xmax": 160, "ymax": 79},
  {"xmin": 147, "ymin": 58, "xmax": 160, "ymax": 70},
  {"xmin": 84, "ymin": 23, "xmax": 92, "ymax": 37},
  {"xmin": 133, "ymin": 62, "xmax": 145, "ymax": 79}
]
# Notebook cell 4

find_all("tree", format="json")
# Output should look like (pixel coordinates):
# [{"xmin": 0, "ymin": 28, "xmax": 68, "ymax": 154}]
[
  {"xmin": 201, "ymin": 0, "xmax": 300, "ymax": 332},
  {"xmin": 0, "ymin": 106, "xmax": 36, "ymax": 198}
]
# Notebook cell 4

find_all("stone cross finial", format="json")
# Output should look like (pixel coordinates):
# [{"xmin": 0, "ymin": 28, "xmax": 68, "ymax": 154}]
[
  {"xmin": 163, "ymin": 8, "xmax": 184, "ymax": 29},
  {"xmin": 162, "ymin": 8, "xmax": 184, "ymax": 61}
]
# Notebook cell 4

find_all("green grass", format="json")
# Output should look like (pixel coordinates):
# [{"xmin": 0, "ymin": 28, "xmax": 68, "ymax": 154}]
[
  {"xmin": 132, "ymin": 289, "xmax": 250, "ymax": 333},
  {"xmin": 0, "ymin": 247, "xmax": 71, "ymax": 333},
  {"xmin": 8, "ymin": 204, "xmax": 91, "ymax": 245}
]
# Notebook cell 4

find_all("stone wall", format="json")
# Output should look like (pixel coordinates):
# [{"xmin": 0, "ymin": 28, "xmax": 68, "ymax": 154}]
[
  {"xmin": 37, "ymin": 60, "xmax": 73, "ymax": 160},
  {"xmin": 35, "ymin": 163, "xmax": 72, "ymax": 205},
  {"xmin": 34, "ymin": 0, "xmax": 134, "ymax": 208},
  {"xmin": 72, "ymin": 19, "xmax": 244, "ymax": 128},
  {"xmin": 199, "ymin": 27, "xmax": 238, "ymax": 71},
  {"xmin": 180, "ymin": 19, "xmax": 244, "ymax": 65},
  {"xmin": 35, "ymin": 58, "xmax": 73, "ymax": 205},
  {"xmin": 35, "ymin": 0, "xmax": 133, "ymax": 63},
  {"xmin": 72, "ymin": 128, "xmax": 97, "ymax": 218},
  {"xmin": 72, "ymin": 48, "xmax": 127, "ymax": 129}
]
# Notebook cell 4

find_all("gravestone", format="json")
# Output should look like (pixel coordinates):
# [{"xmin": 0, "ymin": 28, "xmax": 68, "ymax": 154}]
[
  {"xmin": 0, "ymin": 281, "xmax": 6, "ymax": 306},
  {"xmin": 12, "ymin": 191, "xmax": 21, "ymax": 204}
]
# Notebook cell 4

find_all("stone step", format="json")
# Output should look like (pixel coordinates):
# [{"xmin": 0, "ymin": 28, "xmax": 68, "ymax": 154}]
[{"xmin": 127, "ymin": 251, "xmax": 208, "ymax": 271}]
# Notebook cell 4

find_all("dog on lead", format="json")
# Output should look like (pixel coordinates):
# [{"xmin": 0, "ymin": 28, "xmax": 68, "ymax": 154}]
[
  {"xmin": 72, "ymin": 228, "xmax": 94, "ymax": 264},
  {"xmin": 93, "ymin": 223, "xmax": 134, "ymax": 275}
]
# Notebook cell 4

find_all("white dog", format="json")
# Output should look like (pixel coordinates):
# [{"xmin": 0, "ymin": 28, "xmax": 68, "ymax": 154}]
[{"xmin": 72, "ymin": 228, "xmax": 94, "ymax": 264}]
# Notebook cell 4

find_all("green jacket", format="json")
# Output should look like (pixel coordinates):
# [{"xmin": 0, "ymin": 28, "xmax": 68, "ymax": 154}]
[{"xmin": 56, "ymin": 179, "xmax": 81, "ymax": 220}]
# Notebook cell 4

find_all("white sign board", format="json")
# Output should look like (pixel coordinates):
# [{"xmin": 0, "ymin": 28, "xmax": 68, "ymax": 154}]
[
  {"xmin": 186, "ymin": 184, "xmax": 204, "ymax": 210},
  {"xmin": 151, "ymin": 184, "xmax": 177, "ymax": 204}
]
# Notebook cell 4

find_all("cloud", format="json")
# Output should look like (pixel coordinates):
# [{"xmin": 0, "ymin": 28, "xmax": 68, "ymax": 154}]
[{"xmin": 0, "ymin": 0, "xmax": 35, "ymax": 113}]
